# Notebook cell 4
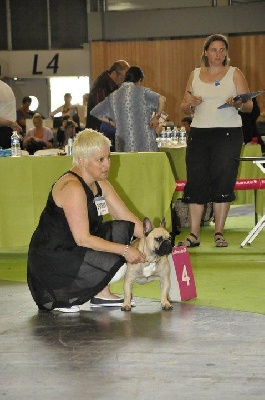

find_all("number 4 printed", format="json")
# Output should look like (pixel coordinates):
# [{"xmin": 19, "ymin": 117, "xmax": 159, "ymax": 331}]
[
  {"xmin": 182, "ymin": 265, "xmax": 190, "ymax": 286},
  {"xmin": 32, "ymin": 54, "xmax": 59, "ymax": 75}
]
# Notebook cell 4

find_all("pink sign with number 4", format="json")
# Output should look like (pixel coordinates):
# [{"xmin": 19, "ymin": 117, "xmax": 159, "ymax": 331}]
[{"xmin": 168, "ymin": 246, "xmax": 197, "ymax": 302}]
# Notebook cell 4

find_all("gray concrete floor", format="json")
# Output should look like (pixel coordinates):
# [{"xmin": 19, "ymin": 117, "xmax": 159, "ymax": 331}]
[{"xmin": 0, "ymin": 280, "xmax": 264, "ymax": 400}]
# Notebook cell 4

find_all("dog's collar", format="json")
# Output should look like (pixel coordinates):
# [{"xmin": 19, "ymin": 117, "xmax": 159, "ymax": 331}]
[{"xmin": 144, "ymin": 255, "xmax": 159, "ymax": 265}]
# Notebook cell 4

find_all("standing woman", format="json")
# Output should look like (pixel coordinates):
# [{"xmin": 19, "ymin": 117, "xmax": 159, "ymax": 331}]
[
  {"xmin": 90, "ymin": 66, "xmax": 166, "ymax": 152},
  {"xmin": 50, "ymin": 93, "xmax": 78, "ymax": 119},
  {"xmin": 179, "ymin": 34, "xmax": 253, "ymax": 248},
  {"xmin": 50, "ymin": 93, "xmax": 80, "ymax": 130}
]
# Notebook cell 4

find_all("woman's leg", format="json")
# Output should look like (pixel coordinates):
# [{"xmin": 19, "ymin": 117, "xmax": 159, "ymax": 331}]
[
  {"xmin": 213, "ymin": 202, "xmax": 230, "ymax": 247},
  {"xmin": 189, "ymin": 203, "xmax": 205, "ymax": 239},
  {"xmin": 95, "ymin": 286, "xmax": 120, "ymax": 300},
  {"xmin": 180, "ymin": 128, "xmax": 211, "ymax": 246},
  {"xmin": 96, "ymin": 264, "xmax": 127, "ymax": 300},
  {"xmin": 92, "ymin": 221, "xmax": 135, "ymax": 301},
  {"xmin": 209, "ymin": 128, "xmax": 243, "ymax": 247},
  {"xmin": 179, "ymin": 203, "xmax": 204, "ymax": 246},
  {"xmin": 213, "ymin": 202, "xmax": 230, "ymax": 234}
]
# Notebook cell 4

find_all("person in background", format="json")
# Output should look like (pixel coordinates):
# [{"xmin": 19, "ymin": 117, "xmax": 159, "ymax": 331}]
[
  {"xmin": 82, "ymin": 93, "xmax": 89, "ymax": 107},
  {"xmin": 86, "ymin": 60, "xmax": 130, "ymax": 131},
  {"xmin": 155, "ymin": 112, "xmax": 172, "ymax": 135},
  {"xmin": 90, "ymin": 66, "xmax": 166, "ymax": 152},
  {"xmin": 239, "ymin": 97, "xmax": 260, "ymax": 145},
  {"xmin": 179, "ymin": 33, "xmax": 252, "ymax": 248},
  {"xmin": 23, "ymin": 113, "xmax": 54, "ymax": 154},
  {"xmin": 27, "ymin": 129, "xmax": 145, "ymax": 312},
  {"xmin": 87, "ymin": 60, "xmax": 130, "ymax": 150},
  {"xmin": 50, "ymin": 93, "xmax": 78, "ymax": 119},
  {"xmin": 62, "ymin": 120, "xmax": 76, "ymax": 147},
  {"xmin": 56, "ymin": 116, "xmax": 78, "ymax": 147},
  {"xmin": 16, "ymin": 96, "xmax": 34, "ymax": 135},
  {"xmin": 77, "ymin": 93, "xmax": 89, "ymax": 129},
  {"xmin": 50, "ymin": 93, "xmax": 80, "ymax": 129},
  {"xmin": 180, "ymin": 116, "xmax": 192, "ymax": 137},
  {"xmin": 0, "ymin": 80, "xmax": 22, "ymax": 149},
  {"xmin": 256, "ymin": 111, "xmax": 265, "ymax": 154}
]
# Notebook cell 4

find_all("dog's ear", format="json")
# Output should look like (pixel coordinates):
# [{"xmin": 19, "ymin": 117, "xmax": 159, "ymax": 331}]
[
  {"xmin": 160, "ymin": 218, "xmax": 166, "ymax": 229},
  {"xmin": 143, "ymin": 217, "xmax": 154, "ymax": 236}
]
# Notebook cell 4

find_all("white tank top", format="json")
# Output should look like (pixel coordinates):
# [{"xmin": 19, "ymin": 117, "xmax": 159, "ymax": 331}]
[{"xmin": 191, "ymin": 66, "xmax": 242, "ymax": 128}]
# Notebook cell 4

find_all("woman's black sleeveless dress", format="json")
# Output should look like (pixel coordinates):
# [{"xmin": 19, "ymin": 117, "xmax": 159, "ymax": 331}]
[{"xmin": 27, "ymin": 171, "xmax": 134, "ymax": 311}]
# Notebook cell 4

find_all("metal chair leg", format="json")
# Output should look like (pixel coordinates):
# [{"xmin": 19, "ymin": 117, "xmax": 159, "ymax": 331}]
[{"xmin": 240, "ymin": 216, "xmax": 265, "ymax": 247}]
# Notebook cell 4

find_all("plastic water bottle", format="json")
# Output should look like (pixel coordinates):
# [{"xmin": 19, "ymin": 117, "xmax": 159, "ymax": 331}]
[
  {"xmin": 179, "ymin": 126, "xmax": 186, "ymax": 145},
  {"xmin": 172, "ymin": 126, "xmax": 179, "ymax": 145},
  {"xmin": 160, "ymin": 127, "xmax": 166, "ymax": 147},
  {"xmin": 166, "ymin": 127, "xmax": 172, "ymax": 145},
  {"xmin": 11, "ymin": 131, "xmax": 21, "ymax": 157},
  {"xmin": 67, "ymin": 138, "xmax": 73, "ymax": 155}
]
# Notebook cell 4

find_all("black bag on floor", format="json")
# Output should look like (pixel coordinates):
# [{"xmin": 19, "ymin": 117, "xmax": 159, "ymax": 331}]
[{"xmin": 174, "ymin": 199, "xmax": 214, "ymax": 230}]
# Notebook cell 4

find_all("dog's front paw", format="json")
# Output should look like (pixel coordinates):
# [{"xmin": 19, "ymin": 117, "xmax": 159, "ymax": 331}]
[
  {"xmin": 161, "ymin": 302, "xmax": 173, "ymax": 311},
  {"xmin": 121, "ymin": 304, "xmax": 132, "ymax": 312}
]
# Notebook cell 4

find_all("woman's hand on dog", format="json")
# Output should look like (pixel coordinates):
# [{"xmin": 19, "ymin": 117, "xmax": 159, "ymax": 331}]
[{"xmin": 125, "ymin": 247, "xmax": 145, "ymax": 264}]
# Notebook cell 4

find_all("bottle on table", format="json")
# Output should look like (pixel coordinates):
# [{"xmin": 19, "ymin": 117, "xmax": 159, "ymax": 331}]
[
  {"xmin": 171, "ymin": 126, "xmax": 179, "ymax": 145},
  {"xmin": 67, "ymin": 138, "xmax": 73, "ymax": 155},
  {"xmin": 11, "ymin": 131, "xmax": 21, "ymax": 157},
  {"xmin": 179, "ymin": 127, "xmax": 186, "ymax": 145},
  {"xmin": 159, "ymin": 127, "xmax": 167, "ymax": 147},
  {"xmin": 166, "ymin": 127, "xmax": 172, "ymax": 145}
]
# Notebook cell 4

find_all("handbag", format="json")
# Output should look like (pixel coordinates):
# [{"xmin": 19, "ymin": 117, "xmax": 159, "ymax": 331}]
[{"xmin": 174, "ymin": 199, "xmax": 214, "ymax": 230}]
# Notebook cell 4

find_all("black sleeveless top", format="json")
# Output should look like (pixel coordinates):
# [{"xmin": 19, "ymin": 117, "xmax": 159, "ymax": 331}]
[{"xmin": 36, "ymin": 171, "xmax": 103, "ymax": 250}]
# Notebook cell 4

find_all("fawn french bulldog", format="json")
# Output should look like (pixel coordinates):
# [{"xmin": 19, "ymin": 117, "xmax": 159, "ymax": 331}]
[{"xmin": 121, "ymin": 217, "xmax": 173, "ymax": 311}]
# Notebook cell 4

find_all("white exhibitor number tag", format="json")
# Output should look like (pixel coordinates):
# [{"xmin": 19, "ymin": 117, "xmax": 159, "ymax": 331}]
[{"xmin": 94, "ymin": 196, "xmax": 109, "ymax": 216}]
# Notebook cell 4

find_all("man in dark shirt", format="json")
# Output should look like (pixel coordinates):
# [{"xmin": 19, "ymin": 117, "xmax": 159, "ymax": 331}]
[
  {"xmin": 16, "ymin": 96, "xmax": 34, "ymax": 135},
  {"xmin": 86, "ymin": 60, "xmax": 129, "ymax": 131}
]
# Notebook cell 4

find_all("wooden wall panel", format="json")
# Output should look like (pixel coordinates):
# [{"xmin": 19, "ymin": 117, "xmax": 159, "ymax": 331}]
[
  {"xmin": 229, "ymin": 36, "xmax": 265, "ymax": 111},
  {"xmin": 91, "ymin": 35, "xmax": 265, "ymax": 126}
]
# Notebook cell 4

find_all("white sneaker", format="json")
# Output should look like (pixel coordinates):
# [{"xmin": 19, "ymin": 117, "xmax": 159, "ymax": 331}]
[{"xmin": 54, "ymin": 305, "xmax": 80, "ymax": 313}]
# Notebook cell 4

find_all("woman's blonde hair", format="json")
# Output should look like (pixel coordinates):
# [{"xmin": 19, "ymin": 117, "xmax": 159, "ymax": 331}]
[
  {"xmin": 32, "ymin": 113, "xmax": 43, "ymax": 121},
  {"xmin": 201, "ymin": 34, "xmax": 230, "ymax": 67},
  {"xmin": 72, "ymin": 129, "xmax": 111, "ymax": 166}
]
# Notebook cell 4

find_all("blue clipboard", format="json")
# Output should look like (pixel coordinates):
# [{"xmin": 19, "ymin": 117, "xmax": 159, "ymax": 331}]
[{"xmin": 218, "ymin": 90, "xmax": 264, "ymax": 109}]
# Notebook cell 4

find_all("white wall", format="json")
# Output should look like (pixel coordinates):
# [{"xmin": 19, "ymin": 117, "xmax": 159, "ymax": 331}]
[{"xmin": 5, "ymin": 78, "xmax": 50, "ymax": 118}]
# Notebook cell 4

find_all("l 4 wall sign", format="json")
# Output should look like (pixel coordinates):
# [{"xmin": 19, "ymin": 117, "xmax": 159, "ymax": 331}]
[{"xmin": 0, "ymin": 49, "xmax": 90, "ymax": 78}]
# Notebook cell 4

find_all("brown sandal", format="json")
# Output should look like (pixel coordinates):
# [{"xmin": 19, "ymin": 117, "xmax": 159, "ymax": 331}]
[
  {"xmin": 179, "ymin": 232, "xmax": 200, "ymax": 248},
  {"xmin": 215, "ymin": 232, "xmax": 228, "ymax": 247}
]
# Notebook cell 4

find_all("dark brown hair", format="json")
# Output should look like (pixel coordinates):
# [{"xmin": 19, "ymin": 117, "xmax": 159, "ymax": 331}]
[
  {"xmin": 201, "ymin": 34, "xmax": 230, "ymax": 67},
  {"xmin": 124, "ymin": 66, "xmax": 144, "ymax": 83}
]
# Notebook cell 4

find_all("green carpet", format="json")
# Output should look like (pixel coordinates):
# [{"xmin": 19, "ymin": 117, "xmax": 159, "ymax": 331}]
[
  {"xmin": 112, "ymin": 215, "xmax": 265, "ymax": 315},
  {"xmin": 1, "ymin": 213, "xmax": 264, "ymax": 314}
]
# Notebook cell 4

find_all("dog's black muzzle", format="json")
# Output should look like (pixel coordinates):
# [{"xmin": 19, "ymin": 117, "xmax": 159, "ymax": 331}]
[{"xmin": 155, "ymin": 239, "xmax": 172, "ymax": 256}]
